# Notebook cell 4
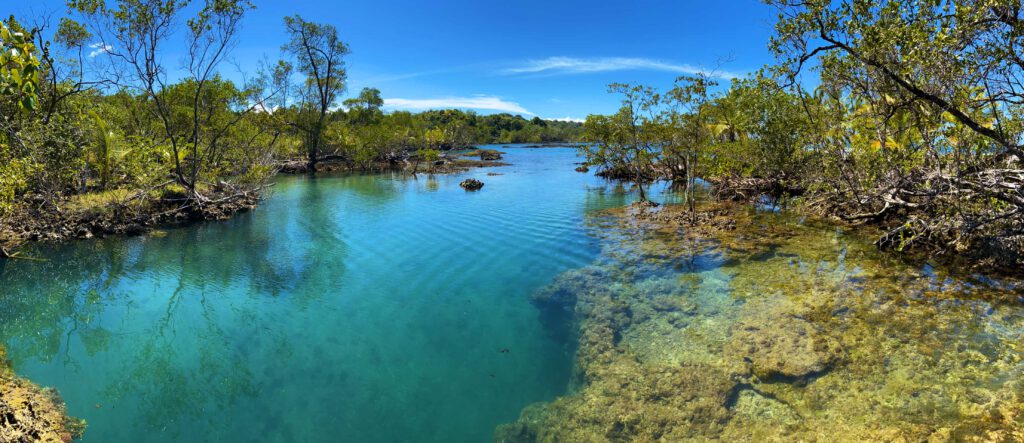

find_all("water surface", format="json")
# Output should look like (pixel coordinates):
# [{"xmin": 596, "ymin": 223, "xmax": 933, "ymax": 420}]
[
  {"xmin": 0, "ymin": 146, "xmax": 646, "ymax": 442},
  {"xmin": 4, "ymin": 146, "xmax": 1022, "ymax": 441}
]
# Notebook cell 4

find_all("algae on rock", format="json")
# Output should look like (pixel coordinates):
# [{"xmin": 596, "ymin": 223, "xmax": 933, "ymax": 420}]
[
  {"xmin": 0, "ymin": 346, "xmax": 85, "ymax": 442},
  {"xmin": 498, "ymin": 202, "xmax": 1024, "ymax": 442}
]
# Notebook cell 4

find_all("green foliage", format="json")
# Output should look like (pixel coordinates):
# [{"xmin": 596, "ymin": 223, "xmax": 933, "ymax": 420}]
[
  {"xmin": 282, "ymin": 15, "xmax": 351, "ymax": 166},
  {"xmin": 0, "ymin": 17, "xmax": 41, "ymax": 111},
  {"xmin": 0, "ymin": 8, "xmax": 582, "ymax": 222},
  {"xmin": 582, "ymin": 73, "xmax": 814, "ymax": 212},
  {"xmin": 344, "ymin": 87, "xmax": 384, "ymax": 126},
  {"xmin": 0, "ymin": 159, "xmax": 32, "ymax": 215},
  {"xmin": 582, "ymin": 83, "xmax": 664, "ymax": 202}
]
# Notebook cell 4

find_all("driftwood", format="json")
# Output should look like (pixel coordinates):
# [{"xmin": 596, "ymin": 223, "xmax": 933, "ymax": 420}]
[
  {"xmin": 712, "ymin": 176, "xmax": 804, "ymax": 201},
  {"xmin": 0, "ymin": 247, "xmax": 45, "ymax": 262}
]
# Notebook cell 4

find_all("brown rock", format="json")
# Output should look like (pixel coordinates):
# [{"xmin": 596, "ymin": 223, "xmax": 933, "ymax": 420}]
[
  {"xmin": 726, "ymin": 309, "xmax": 841, "ymax": 381},
  {"xmin": 460, "ymin": 179, "xmax": 484, "ymax": 191},
  {"xmin": 0, "ymin": 346, "xmax": 86, "ymax": 442},
  {"xmin": 478, "ymin": 150, "xmax": 503, "ymax": 161}
]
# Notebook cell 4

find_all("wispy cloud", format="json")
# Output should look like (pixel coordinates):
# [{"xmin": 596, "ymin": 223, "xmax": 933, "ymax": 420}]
[
  {"xmin": 384, "ymin": 95, "xmax": 533, "ymax": 115},
  {"xmin": 362, "ymin": 68, "xmax": 454, "ymax": 84},
  {"xmin": 504, "ymin": 57, "xmax": 740, "ymax": 80},
  {"xmin": 88, "ymin": 42, "xmax": 112, "ymax": 58}
]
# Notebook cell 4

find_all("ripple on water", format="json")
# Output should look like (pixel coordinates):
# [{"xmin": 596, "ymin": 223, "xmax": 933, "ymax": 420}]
[{"xmin": 0, "ymin": 146, "xmax": 635, "ymax": 442}]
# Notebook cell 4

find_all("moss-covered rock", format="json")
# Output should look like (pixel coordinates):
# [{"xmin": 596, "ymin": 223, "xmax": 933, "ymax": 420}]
[
  {"xmin": 478, "ymin": 149, "xmax": 503, "ymax": 161},
  {"xmin": 499, "ymin": 201, "xmax": 1024, "ymax": 441},
  {"xmin": 499, "ymin": 361, "xmax": 737, "ymax": 442},
  {"xmin": 725, "ymin": 306, "xmax": 842, "ymax": 381},
  {"xmin": 0, "ymin": 346, "xmax": 85, "ymax": 442}
]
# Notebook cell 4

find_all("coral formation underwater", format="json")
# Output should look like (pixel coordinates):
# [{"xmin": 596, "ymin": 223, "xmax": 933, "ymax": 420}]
[{"xmin": 497, "ymin": 203, "xmax": 1024, "ymax": 442}]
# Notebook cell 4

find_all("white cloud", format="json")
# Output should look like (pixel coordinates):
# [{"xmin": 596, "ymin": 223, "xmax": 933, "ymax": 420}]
[
  {"xmin": 384, "ymin": 95, "xmax": 533, "ymax": 115},
  {"xmin": 504, "ymin": 57, "xmax": 740, "ymax": 80},
  {"xmin": 547, "ymin": 117, "xmax": 585, "ymax": 123},
  {"xmin": 88, "ymin": 42, "xmax": 113, "ymax": 58}
]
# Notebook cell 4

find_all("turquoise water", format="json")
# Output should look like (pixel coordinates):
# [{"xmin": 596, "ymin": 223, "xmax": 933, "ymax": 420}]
[{"xmin": 0, "ymin": 147, "xmax": 661, "ymax": 442}]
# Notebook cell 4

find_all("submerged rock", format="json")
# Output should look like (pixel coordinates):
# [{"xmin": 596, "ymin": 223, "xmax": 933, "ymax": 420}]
[
  {"xmin": 500, "ymin": 200, "xmax": 1024, "ymax": 441},
  {"xmin": 575, "ymin": 165, "xmax": 589, "ymax": 173},
  {"xmin": 726, "ymin": 308, "xmax": 842, "ymax": 381},
  {"xmin": 499, "ymin": 361, "xmax": 737, "ymax": 441},
  {"xmin": 0, "ymin": 346, "xmax": 85, "ymax": 442},
  {"xmin": 460, "ymin": 179, "xmax": 484, "ymax": 191},
  {"xmin": 730, "ymin": 388, "xmax": 800, "ymax": 426},
  {"xmin": 530, "ymin": 266, "xmax": 608, "ymax": 310},
  {"xmin": 494, "ymin": 402, "xmax": 548, "ymax": 443},
  {"xmin": 631, "ymin": 200, "xmax": 660, "ymax": 209}
]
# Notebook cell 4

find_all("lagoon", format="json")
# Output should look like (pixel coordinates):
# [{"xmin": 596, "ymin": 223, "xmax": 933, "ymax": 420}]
[
  {"xmin": 1, "ymin": 146, "xmax": 1022, "ymax": 441},
  {"xmin": 0, "ymin": 146, "xmax": 630, "ymax": 442}
]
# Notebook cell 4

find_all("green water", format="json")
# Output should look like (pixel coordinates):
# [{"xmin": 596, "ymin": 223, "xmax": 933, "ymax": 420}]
[{"xmin": 0, "ymin": 146, "xmax": 663, "ymax": 442}]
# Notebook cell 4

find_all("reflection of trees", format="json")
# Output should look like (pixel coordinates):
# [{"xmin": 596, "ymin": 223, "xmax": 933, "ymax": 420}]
[
  {"xmin": 334, "ymin": 172, "xmax": 401, "ymax": 202},
  {"xmin": 0, "ymin": 172, "xmax": 418, "ymax": 438},
  {"xmin": 0, "ymin": 241, "xmax": 121, "ymax": 364},
  {"xmin": 582, "ymin": 183, "xmax": 630, "ymax": 213}
]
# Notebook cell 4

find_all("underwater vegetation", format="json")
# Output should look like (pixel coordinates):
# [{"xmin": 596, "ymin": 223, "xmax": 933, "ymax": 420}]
[
  {"xmin": 498, "ymin": 203, "xmax": 1024, "ymax": 442},
  {"xmin": 0, "ymin": 346, "xmax": 85, "ymax": 442}
]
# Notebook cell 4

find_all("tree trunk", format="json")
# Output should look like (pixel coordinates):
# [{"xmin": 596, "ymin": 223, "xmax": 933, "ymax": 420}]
[{"xmin": 635, "ymin": 166, "xmax": 648, "ymax": 202}]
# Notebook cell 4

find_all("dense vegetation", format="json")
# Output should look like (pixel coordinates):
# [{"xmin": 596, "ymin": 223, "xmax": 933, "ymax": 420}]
[
  {"xmin": 0, "ymin": 2, "xmax": 580, "ymax": 248},
  {"xmin": 580, "ymin": 0, "xmax": 1024, "ymax": 267}
]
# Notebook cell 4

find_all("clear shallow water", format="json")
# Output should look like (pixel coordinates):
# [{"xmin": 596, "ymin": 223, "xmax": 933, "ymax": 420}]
[
  {"xmin": 0, "ymin": 146, "xmax": 667, "ymax": 442},
  {"xmin": 499, "ymin": 204, "xmax": 1024, "ymax": 440}
]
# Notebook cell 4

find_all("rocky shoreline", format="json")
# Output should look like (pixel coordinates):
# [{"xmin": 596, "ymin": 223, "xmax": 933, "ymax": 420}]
[
  {"xmin": 0, "ymin": 155, "xmax": 508, "ymax": 255},
  {"xmin": 0, "ymin": 184, "xmax": 262, "ymax": 256}
]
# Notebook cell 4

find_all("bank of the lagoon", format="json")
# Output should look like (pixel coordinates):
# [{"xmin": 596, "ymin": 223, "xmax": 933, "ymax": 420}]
[{"xmin": 1, "ymin": 146, "xmax": 1022, "ymax": 442}]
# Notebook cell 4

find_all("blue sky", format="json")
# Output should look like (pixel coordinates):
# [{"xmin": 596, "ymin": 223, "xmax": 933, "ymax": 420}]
[{"xmin": 10, "ymin": 0, "xmax": 779, "ymax": 120}]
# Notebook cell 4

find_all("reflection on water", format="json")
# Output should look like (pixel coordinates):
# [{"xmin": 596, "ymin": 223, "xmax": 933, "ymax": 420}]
[
  {"xmin": 0, "ymin": 147, "xmax": 675, "ymax": 442},
  {"xmin": 500, "ymin": 204, "xmax": 1024, "ymax": 441},
  {"xmin": 8, "ymin": 147, "xmax": 1019, "ymax": 442}
]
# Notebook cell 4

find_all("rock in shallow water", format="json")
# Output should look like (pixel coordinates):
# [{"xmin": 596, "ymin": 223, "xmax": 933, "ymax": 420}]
[
  {"xmin": 725, "ymin": 308, "xmax": 842, "ymax": 381},
  {"xmin": 478, "ymin": 150, "xmax": 503, "ymax": 161},
  {"xmin": 460, "ymin": 179, "xmax": 484, "ymax": 191},
  {"xmin": 497, "ymin": 361, "xmax": 737, "ymax": 442}
]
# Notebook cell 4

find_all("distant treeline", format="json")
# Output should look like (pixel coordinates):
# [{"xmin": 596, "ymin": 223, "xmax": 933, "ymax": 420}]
[{"xmin": 0, "ymin": 4, "xmax": 580, "ymax": 221}]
